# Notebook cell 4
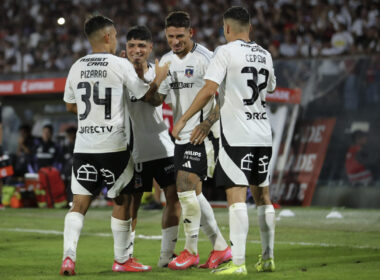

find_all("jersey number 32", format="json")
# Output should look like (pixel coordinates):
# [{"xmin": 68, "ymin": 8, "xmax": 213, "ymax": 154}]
[{"xmin": 241, "ymin": 66, "xmax": 269, "ymax": 106}]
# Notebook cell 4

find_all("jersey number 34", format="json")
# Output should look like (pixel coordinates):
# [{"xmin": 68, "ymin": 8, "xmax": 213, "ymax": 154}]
[{"xmin": 77, "ymin": 81, "xmax": 111, "ymax": 120}]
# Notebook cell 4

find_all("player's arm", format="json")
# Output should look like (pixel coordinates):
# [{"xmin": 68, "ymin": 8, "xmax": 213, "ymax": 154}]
[
  {"xmin": 172, "ymin": 79, "xmax": 218, "ymax": 140},
  {"xmin": 142, "ymin": 60, "xmax": 170, "ymax": 107},
  {"xmin": 65, "ymin": 103, "xmax": 77, "ymax": 115},
  {"xmin": 142, "ymin": 91, "xmax": 166, "ymax": 107},
  {"xmin": 190, "ymin": 103, "xmax": 219, "ymax": 145}
]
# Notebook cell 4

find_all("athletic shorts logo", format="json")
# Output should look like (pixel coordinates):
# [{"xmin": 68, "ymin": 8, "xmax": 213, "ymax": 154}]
[
  {"xmin": 258, "ymin": 155, "xmax": 269, "ymax": 173},
  {"xmin": 182, "ymin": 161, "xmax": 192, "ymax": 168},
  {"xmin": 100, "ymin": 168, "xmax": 115, "ymax": 185},
  {"xmin": 241, "ymin": 153, "xmax": 254, "ymax": 171},
  {"xmin": 77, "ymin": 164, "xmax": 98, "ymax": 182}
]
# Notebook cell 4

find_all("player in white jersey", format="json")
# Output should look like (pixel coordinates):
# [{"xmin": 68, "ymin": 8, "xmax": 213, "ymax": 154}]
[
  {"xmin": 172, "ymin": 7, "xmax": 277, "ymax": 275},
  {"xmin": 60, "ymin": 15, "xmax": 169, "ymax": 275},
  {"xmin": 156, "ymin": 11, "xmax": 231, "ymax": 270},
  {"xmin": 122, "ymin": 26, "xmax": 181, "ymax": 267}
]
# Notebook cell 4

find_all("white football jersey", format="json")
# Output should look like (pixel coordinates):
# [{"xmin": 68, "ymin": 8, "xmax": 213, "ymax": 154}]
[
  {"xmin": 64, "ymin": 53, "xmax": 149, "ymax": 153},
  {"xmin": 204, "ymin": 40, "xmax": 276, "ymax": 147},
  {"xmin": 126, "ymin": 63, "xmax": 174, "ymax": 163},
  {"xmin": 158, "ymin": 43, "xmax": 217, "ymax": 144}
]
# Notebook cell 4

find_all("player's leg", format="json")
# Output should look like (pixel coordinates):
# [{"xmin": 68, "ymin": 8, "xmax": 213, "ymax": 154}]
[
  {"xmin": 211, "ymin": 186, "xmax": 248, "ymax": 275},
  {"xmin": 61, "ymin": 158, "xmax": 94, "ymax": 276},
  {"xmin": 158, "ymin": 183, "xmax": 180, "ymax": 267},
  {"xmin": 211, "ymin": 145, "xmax": 252, "ymax": 275},
  {"xmin": 151, "ymin": 157, "xmax": 180, "ymax": 267},
  {"xmin": 128, "ymin": 191, "xmax": 143, "ymax": 258},
  {"xmin": 251, "ymin": 185, "xmax": 275, "ymax": 272},
  {"xmin": 111, "ymin": 193, "xmax": 133, "ymax": 265},
  {"xmin": 197, "ymin": 137, "xmax": 231, "ymax": 268},
  {"xmin": 103, "ymin": 150, "xmax": 151, "ymax": 272},
  {"xmin": 197, "ymin": 189, "xmax": 231, "ymax": 269},
  {"xmin": 167, "ymin": 170, "xmax": 201, "ymax": 270}
]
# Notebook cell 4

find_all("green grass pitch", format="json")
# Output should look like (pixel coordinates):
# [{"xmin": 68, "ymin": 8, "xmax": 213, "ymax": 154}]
[{"xmin": 0, "ymin": 207, "xmax": 379, "ymax": 279}]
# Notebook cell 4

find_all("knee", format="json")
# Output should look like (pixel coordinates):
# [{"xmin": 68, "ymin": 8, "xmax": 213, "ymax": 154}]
[
  {"xmin": 252, "ymin": 187, "xmax": 271, "ymax": 206},
  {"xmin": 114, "ymin": 194, "xmax": 131, "ymax": 207},
  {"xmin": 176, "ymin": 171, "xmax": 199, "ymax": 192}
]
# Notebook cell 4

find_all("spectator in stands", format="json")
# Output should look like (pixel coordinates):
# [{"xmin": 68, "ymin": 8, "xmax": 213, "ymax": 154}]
[
  {"xmin": 61, "ymin": 126, "xmax": 76, "ymax": 203},
  {"xmin": 345, "ymin": 130, "xmax": 373, "ymax": 186},
  {"xmin": 1, "ymin": 0, "xmax": 379, "ymax": 75},
  {"xmin": 35, "ymin": 124, "xmax": 61, "ymax": 170},
  {"xmin": 13, "ymin": 124, "xmax": 39, "ymax": 176}
]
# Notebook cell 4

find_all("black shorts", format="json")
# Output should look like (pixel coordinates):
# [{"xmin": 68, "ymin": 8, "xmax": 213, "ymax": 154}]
[
  {"xmin": 174, "ymin": 136, "xmax": 218, "ymax": 180},
  {"xmin": 131, "ymin": 157, "xmax": 176, "ymax": 193},
  {"xmin": 71, "ymin": 149, "xmax": 134, "ymax": 198},
  {"xmin": 215, "ymin": 145, "xmax": 272, "ymax": 188}
]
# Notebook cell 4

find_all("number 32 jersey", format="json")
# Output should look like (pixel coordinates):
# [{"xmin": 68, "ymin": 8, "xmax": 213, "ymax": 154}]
[
  {"xmin": 204, "ymin": 40, "xmax": 276, "ymax": 147},
  {"xmin": 64, "ymin": 53, "xmax": 149, "ymax": 154}
]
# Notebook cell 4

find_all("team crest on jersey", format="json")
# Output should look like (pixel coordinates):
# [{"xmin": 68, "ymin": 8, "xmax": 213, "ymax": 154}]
[{"xmin": 185, "ymin": 67, "xmax": 194, "ymax": 78}]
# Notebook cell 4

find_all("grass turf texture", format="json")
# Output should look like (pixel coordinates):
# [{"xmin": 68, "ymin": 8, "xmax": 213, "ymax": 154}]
[{"xmin": 0, "ymin": 207, "xmax": 379, "ymax": 279}]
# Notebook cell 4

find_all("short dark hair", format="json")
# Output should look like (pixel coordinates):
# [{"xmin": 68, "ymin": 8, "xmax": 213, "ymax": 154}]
[
  {"xmin": 19, "ymin": 124, "xmax": 31, "ymax": 134},
  {"xmin": 223, "ymin": 6, "xmax": 250, "ymax": 25},
  {"xmin": 127, "ymin": 26, "xmax": 152, "ymax": 42},
  {"xmin": 43, "ymin": 124, "xmax": 53, "ymax": 133},
  {"xmin": 165, "ymin": 11, "xmax": 191, "ymax": 28},
  {"xmin": 84, "ymin": 15, "xmax": 114, "ymax": 37}
]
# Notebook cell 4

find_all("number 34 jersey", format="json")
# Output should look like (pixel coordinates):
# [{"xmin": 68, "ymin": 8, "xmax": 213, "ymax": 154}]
[
  {"xmin": 204, "ymin": 40, "xmax": 276, "ymax": 147},
  {"xmin": 64, "ymin": 53, "xmax": 149, "ymax": 154}
]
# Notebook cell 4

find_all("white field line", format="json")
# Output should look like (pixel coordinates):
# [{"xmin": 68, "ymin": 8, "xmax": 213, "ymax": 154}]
[{"xmin": 0, "ymin": 227, "xmax": 377, "ymax": 250}]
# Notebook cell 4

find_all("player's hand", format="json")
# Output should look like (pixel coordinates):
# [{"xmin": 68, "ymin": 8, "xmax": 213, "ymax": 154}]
[
  {"xmin": 172, "ymin": 118, "xmax": 186, "ymax": 141},
  {"xmin": 154, "ymin": 59, "xmax": 170, "ymax": 85},
  {"xmin": 190, "ymin": 122, "xmax": 210, "ymax": 145}
]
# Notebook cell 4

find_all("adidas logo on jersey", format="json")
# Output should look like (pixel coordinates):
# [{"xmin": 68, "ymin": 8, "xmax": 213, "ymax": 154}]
[{"xmin": 182, "ymin": 161, "xmax": 192, "ymax": 168}]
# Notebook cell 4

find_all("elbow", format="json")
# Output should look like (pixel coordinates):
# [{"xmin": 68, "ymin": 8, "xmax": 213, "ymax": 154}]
[{"xmin": 66, "ymin": 103, "xmax": 76, "ymax": 114}]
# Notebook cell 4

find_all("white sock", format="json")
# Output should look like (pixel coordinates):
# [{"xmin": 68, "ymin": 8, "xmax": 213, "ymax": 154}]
[
  {"xmin": 63, "ymin": 212, "xmax": 84, "ymax": 261},
  {"xmin": 111, "ymin": 216, "xmax": 131, "ymax": 263},
  {"xmin": 197, "ymin": 193, "xmax": 228, "ymax": 251},
  {"xmin": 229, "ymin": 203, "xmax": 248, "ymax": 266},
  {"xmin": 126, "ymin": 230, "xmax": 135, "ymax": 258},
  {"xmin": 257, "ymin": 205, "xmax": 275, "ymax": 259},
  {"xmin": 177, "ymin": 191, "xmax": 201, "ymax": 255},
  {"xmin": 160, "ymin": 225, "xmax": 179, "ymax": 258}
]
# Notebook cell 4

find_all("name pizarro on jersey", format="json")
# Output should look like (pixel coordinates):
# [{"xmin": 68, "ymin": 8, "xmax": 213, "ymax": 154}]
[
  {"xmin": 78, "ymin": 126, "xmax": 113, "ymax": 134},
  {"xmin": 80, "ymin": 70, "xmax": 108, "ymax": 79}
]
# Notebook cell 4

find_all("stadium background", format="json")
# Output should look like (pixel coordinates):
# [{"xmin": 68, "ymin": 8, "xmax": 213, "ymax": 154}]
[{"xmin": 0, "ymin": 0, "xmax": 379, "ymax": 208}]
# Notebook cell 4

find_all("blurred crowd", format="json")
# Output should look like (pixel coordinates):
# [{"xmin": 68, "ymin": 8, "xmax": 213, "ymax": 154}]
[
  {"xmin": 9, "ymin": 123, "xmax": 76, "ymax": 195},
  {"xmin": 0, "ymin": 0, "xmax": 378, "ymax": 74}
]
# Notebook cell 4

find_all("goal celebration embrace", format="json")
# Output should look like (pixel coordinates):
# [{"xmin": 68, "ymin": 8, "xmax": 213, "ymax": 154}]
[{"xmin": 60, "ymin": 6, "xmax": 275, "ymax": 276}]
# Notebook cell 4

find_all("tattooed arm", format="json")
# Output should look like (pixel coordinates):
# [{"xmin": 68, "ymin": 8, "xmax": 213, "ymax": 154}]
[
  {"xmin": 190, "ymin": 104, "xmax": 219, "ymax": 145},
  {"xmin": 172, "ymin": 79, "xmax": 218, "ymax": 141}
]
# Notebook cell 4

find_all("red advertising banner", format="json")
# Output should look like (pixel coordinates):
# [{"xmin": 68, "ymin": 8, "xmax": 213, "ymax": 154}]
[
  {"xmin": 274, "ymin": 118, "xmax": 336, "ymax": 206},
  {"xmin": 0, "ymin": 78, "xmax": 301, "ymax": 105},
  {"xmin": 0, "ymin": 78, "xmax": 66, "ymax": 96},
  {"xmin": 266, "ymin": 87, "xmax": 301, "ymax": 104}
]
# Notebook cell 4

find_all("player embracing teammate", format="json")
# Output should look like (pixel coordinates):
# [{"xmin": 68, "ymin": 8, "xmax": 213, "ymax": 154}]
[{"xmin": 61, "ymin": 6, "xmax": 276, "ymax": 276}]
